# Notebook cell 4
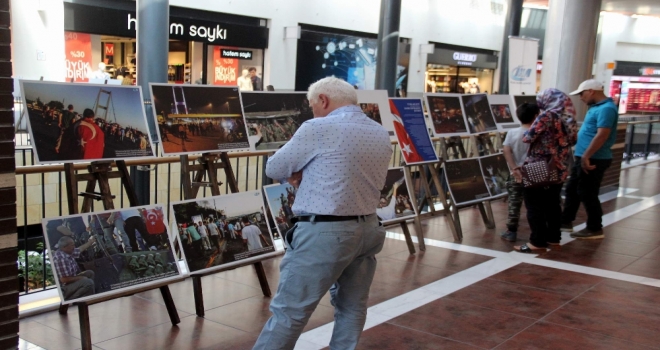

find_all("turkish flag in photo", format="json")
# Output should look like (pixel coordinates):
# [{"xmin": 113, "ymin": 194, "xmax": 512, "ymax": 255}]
[{"xmin": 389, "ymin": 100, "xmax": 424, "ymax": 164}]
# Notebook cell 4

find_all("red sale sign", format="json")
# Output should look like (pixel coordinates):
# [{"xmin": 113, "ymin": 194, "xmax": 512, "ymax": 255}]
[
  {"xmin": 105, "ymin": 43, "xmax": 114, "ymax": 56},
  {"xmin": 213, "ymin": 46, "xmax": 239, "ymax": 86},
  {"xmin": 64, "ymin": 32, "xmax": 92, "ymax": 83}
]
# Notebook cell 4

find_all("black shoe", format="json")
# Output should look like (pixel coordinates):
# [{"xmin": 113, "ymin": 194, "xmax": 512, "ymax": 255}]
[
  {"xmin": 500, "ymin": 230, "xmax": 517, "ymax": 242},
  {"xmin": 570, "ymin": 228, "xmax": 604, "ymax": 240},
  {"xmin": 560, "ymin": 223, "xmax": 574, "ymax": 233}
]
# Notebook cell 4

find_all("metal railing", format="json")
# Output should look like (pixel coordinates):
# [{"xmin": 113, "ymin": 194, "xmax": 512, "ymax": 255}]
[{"xmin": 621, "ymin": 117, "xmax": 660, "ymax": 163}]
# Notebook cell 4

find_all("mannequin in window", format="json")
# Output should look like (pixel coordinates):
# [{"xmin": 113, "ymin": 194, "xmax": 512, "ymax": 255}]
[
  {"xmin": 90, "ymin": 62, "xmax": 111, "ymax": 80},
  {"xmin": 237, "ymin": 69, "xmax": 253, "ymax": 91}
]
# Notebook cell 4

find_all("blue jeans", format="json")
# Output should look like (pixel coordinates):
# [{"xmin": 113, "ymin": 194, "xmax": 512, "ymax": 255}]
[{"xmin": 253, "ymin": 214, "xmax": 385, "ymax": 350}]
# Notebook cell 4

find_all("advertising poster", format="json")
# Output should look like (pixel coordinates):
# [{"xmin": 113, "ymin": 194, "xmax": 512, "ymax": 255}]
[
  {"xmin": 479, "ymin": 154, "xmax": 509, "ymax": 198},
  {"xmin": 508, "ymin": 37, "xmax": 539, "ymax": 96},
  {"xmin": 21, "ymin": 81, "xmax": 155, "ymax": 164},
  {"xmin": 425, "ymin": 93, "xmax": 470, "ymax": 137},
  {"xmin": 42, "ymin": 205, "xmax": 182, "ymax": 304},
  {"xmin": 64, "ymin": 32, "xmax": 92, "ymax": 83},
  {"xmin": 357, "ymin": 90, "xmax": 397, "ymax": 141},
  {"xmin": 170, "ymin": 190, "xmax": 280, "ymax": 274},
  {"xmin": 377, "ymin": 167, "xmax": 417, "ymax": 223},
  {"xmin": 461, "ymin": 94, "xmax": 498, "ymax": 134},
  {"xmin": 150, "ymin": 84, "xmax": 250, "ymax": 155},
  {"xmin": 213, "ymin": 46, "xmax": 239, "ymax": 86},
  {"xmin": 262, "ymin": 183, "xmax": 298, "ymax": 240},
  {"xmin": 389, "ymin": 98, "xmax": 439, "ymax": 165},
  {"xmin": 240, "ymin": 92, "xmax": 314, "ymax": 151},
  {"xmin": 487, "ymin": 94, "xmax": 520, "ymax": 128},
  {"xmin": 444, "ymin": 158, "xmax": 491, "ymax": 205}
]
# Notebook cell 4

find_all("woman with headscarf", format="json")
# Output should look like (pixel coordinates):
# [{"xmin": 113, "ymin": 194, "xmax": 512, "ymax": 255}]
[{"xmin": 514, "ymin": 88, "xmax": 577, "ymax": 253}]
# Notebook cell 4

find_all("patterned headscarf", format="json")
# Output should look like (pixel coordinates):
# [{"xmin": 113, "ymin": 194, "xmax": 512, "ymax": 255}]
[{"xmin": 536, "ymin": 88, "xmax": 576, "ymax": 119}]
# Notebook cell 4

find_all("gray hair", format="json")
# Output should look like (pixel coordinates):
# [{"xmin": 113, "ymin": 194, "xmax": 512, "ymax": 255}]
[
  {"xmin": 57, "ymin": 236, "xmax": 74, "ymax": 249},
  {"xmin": 307, "ymin": 77, "xmax": 358, "ymax": 106}
]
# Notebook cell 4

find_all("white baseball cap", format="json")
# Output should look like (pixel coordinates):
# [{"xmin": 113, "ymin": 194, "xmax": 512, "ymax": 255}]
[{"xmin": 570, "ymin": 79, "xmax": 604, "ymax": 95}]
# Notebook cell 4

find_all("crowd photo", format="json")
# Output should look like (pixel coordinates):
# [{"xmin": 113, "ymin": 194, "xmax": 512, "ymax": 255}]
[
  {"xmin": 462, "ymin": 94, "xmax": 499, "ymax": 134},
  {"xmin": 490, "ymin": 104, "xmax": 515, "ymax": 124},
  {"xmin": 444, "ymin": 158, "xmax": 491, "ymax": 205},
  {"xmin": 427, "ymin": 95, "xmax": 469, "ymax": 135},
  {"xmin": 22, "ymin": 81, "xmax": 154, "ymax": 163},
  {"xmin": 263, "ymin": 183, "xmax": 298, "ymax": 239},
  {"xmin": 359, "ymin": 103, "xmax": 383, "ymax": 124},
  {"xmin": 377, "ymin": 168, "xmax": 416, "ymax": 222},
  {"xmin": 43, "ymin": 206, "xmax": 179, "ymax": 302},
  {"xmin": 171, "ymin": 192, "xmax": 275, "ymax": 273}
]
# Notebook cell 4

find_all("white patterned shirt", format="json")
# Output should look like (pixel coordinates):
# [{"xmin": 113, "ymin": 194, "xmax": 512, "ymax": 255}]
[{"xmin": 265, "ymin": 105, "xmax": 392, "ymax": 216}]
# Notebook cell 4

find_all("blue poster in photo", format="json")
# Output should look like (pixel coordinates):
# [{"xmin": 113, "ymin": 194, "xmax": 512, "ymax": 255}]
[{"xmin": 389, "ymin": 98, "xmax": 439, "ymax": 165}]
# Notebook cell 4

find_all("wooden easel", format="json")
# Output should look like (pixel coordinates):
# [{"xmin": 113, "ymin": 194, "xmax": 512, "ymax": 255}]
[
  {"xmin": 180, "ymin": 152, "xmax": 272, "ymax": 318},
  {"xmin": 60, "ymin": 160, "xmax": 181, "ymax": 350}
]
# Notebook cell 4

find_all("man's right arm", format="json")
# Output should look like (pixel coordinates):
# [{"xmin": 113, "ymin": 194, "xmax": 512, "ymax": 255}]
[{"xmin": 265, "ymin": 122, "xmax": 318, "ymax": 180}]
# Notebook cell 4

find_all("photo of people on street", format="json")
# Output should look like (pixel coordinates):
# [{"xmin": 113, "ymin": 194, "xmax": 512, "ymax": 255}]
[
  {"xmin": 490, "ymin": 104, "xmax": 515, "ymax": 124},
  {"xmin": 461, "ymin": 94, "xmax": 498, "ymax": 134},
  {"xmin": 479, "ymin": 154, "xmax": 509, "ymax": 197},
  {"xmin": 426, "ymin": 94, "xmax": 469, "ymax": 136},
  {"xmin": 21, "ymin": 81, "xmax": 155, "ymax": 164},
  {"xmin": 444, "ymin": 158, "xmax": 491, "ymax": 205},
  {"xmin": 170, "ymin": 191, "xmax": 276, "ymax": 274},
  {"xmin": 150, "ymin": 84, "xmax": 250, "ymax": 155},
  {"xmin": 359, "ymin": 103, "xmax": 382, "ymax": 124},
  {"xmin": 263, "ymin": 183, "xmax": 297, "ymax": 239},
  {"xmin": 377, "ymin": 168, "xmax": 416, "ymax": 222},
  {"xmin": 240, "ymin": 92, "xmax": 314, "ymax": 150},
  {"xmin": 42, "ymin": 205, "xmax": 180, "ymax": 304},
  {"xmin": 357, "ymin": 90, "xmax": 397, "ymax": 140}
]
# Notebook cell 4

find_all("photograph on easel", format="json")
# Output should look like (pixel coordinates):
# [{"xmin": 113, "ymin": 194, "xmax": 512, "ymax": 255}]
[
  {"xmin": 513, "ymin": 95, "xmax": 538, "ymax": 109},
  {"xmin": 170, "ymin": 190, "xmax": 278, "ymax": 274},
  {"xmin": 377, "ymin": 167, "xmax": 417, "ymax": 223},
  {"xmin": 150, "ymin": 84, "xmax": 250, "ymax": 155},
  {"xmin": 487, "ymin": 94, "xmax": 520, "ymax": 126},
  {"xmin": 42, "ymin": 205, "xmax": 181, "ymax": 304},
  {"xmin": 20, "ymin": 80, "xmax": 155, "ymax": 164},
  {"xmin": 461, "ymin": 94, "xmax": 498, "ymax": 134},
  {"xmin": 357, "ymin": 90, "xmax": 397, "ymax": 140},
  {"xmin": 239, "ymin": 92, "xmax": 314, "ymax": 150},
  {"xmin": 479, "ymin": 154, "xmax": 510, "ymax": 198},
  {"xmin": 389, "ymin": 98, "xmax": 440, "ymax": 165},
  {"xmin": 263, "ymin": 183, "xmax": 297, "ymax": 240},
  {"xmin": 425, "ymin": 93, "xmax": 469, "ymax": 137},
  {"xmin": 444, "ymin": 158, "xmax": 491, "ymax": 205}
]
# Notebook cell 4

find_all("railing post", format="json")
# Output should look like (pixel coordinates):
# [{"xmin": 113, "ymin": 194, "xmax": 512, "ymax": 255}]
[
  {"xmin": 644, "ymin": 123, "xmax": 653, "ymax": 160},
  {"xmin": 625, "ymin": 124, "xmax": 634, "ymax": 164}
]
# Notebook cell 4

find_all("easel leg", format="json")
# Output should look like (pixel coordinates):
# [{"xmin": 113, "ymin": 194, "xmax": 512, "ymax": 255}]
[
  {"xmin": 399, "ymin": 221, "xmax": 416, "ymax": 255},
  {"xmin": 78, "ymin": 303, "xmax": 92, "ymax": 350},
  {"xmin": 64, "ymin": 163, "xmax": 78, "ymax": 215},
  {"xmin": 418, "ymin": 167, "xmax": 436, "ymax": 215},
  {"xmin": 413, "ymin": 216, "xmax": 426, "ymax": 251},
  {"xmin": 116, "ymin": 160, "xmax": 140, "ymax": 206},
  {"xmin": 253, "ymin": 262, "xmax": 272, "ymax": 297},
  {"xmin": 159, "ymin": 286, "xmax": 181, "ymax": 325},
  {"xmin": 58, "ymin": 303, "xmax": 69, "ymax": 315},
  {"xmin": 478, "ymin": 202, "xmax": 496, "ymax": 229},
  {"xmin": 451, "ymin": 205, "xmax": 463, "ymax": 241},
  {"xmin": 80, "ymin": 179, "xmax": 96, "ymax": 213},
  {"xmin": 192, "ymin": 276, "xmax": 205, "ymax": 317}
]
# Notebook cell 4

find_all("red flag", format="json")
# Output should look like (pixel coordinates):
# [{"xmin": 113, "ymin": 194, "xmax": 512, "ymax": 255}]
[{"xmin": 389, "ymin": 100, "xmax": 424, "ymax": 164}]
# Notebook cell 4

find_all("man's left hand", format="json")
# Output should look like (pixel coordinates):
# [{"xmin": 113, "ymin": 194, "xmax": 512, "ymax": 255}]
[{"xmin": 581, "ymin": 157, "xmax": 596, "ymax": 173}]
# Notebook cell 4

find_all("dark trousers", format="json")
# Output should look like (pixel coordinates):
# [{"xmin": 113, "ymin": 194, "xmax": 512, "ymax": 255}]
[
  {"xmin": 124, "ymin": 216, "xmax": 149, "ymax": 252},
  {"xmin": 505, "ymin": 175, "xmax": 525, "ymax": 232},
  {"xmin": 524, "ymin": 183, "xmax": 563, "ymax": 247},
  {"xmin": 561, "ymin": 157, "xmax": 612, "ymax": 230}
]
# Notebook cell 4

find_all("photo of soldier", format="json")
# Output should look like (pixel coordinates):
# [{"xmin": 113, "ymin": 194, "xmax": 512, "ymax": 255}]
[
  {"xmin": 376, "ymin": 168, "xmax": 416, "ymax": 222},
  {"xmin": 359, "ymin": 103, "xmax": 382, "ymax": 124},
  {"xmin": 461, "ymin": 94, "xmax": 498, "ymax": 134},
  {"xmin": 479, "ymin": 154, "xmax": 510, "ymax": 197},
  {"xmin": 263, "ymin": 184, "xmax": 298, "ymax": 239},
  {"xmin": 42, "ymin": 205, "xmax": 180, "ymax": 303},
  {"xmin": 240, "ymin": 92, "xmax": 314, "ymax": 150},
  {"xmin": 171, "ymin": 191, "xmax": 277, "ymax": 273},
  {"xmin": 490, "ymin": 104, "xmax": 515, "ymax": 124},
  {"xmin": 150, "ymin": 84, "xmax": 250, "ymax": 154},
  {"xmin": 444, "ymin": 158, "xmax": 492, "ymax": 205},
  {"xmin": 426, "ymin": 95, "xmax": 469, "ymax": 136},
  {"xmin": 21, "ymin": 81, "xmax": 155, "ymax": 164}
]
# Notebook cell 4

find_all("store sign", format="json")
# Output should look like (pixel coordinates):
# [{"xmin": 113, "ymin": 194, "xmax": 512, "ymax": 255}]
[
  {"xmin": 105, "ymin": 43, "xmax": 114, "ymax": 56},
  {"xmin": 64, "ymin": 31, "xmax": 92, "ymax": 83},
  {"xmin": 452, "ymin": 52, "xmax": 477, "ymax": 66},
  {"xmin": 508, "ymin": 37, "xmax": 538, "ymax": 95},
  {"xmin": 641, "ymin": 67, "xmax": 660, "ymax": 76},
  {"xmin": 213, "ymin": 46, "xmax": 239, "ymax": 86},
  {"xmin": 427, "ymin": 47, "xmax": 498, "ymax": 69},
  {"xmin": 220, "ymin": 49, "xmax": 253, "ymax": 60}
]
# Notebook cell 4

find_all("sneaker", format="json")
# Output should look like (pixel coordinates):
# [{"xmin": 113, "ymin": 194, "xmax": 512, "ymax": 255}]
[
  {"xmin": 570, "ymin": 228, "xmax": 604, "ymax": 240},
  {"xmin": 560, "ymin": 223, "xmax": 574, "ymax": 233},
  {"xmin": 500, "ymin": 230, "xmax": 517, "ymax": 242}
]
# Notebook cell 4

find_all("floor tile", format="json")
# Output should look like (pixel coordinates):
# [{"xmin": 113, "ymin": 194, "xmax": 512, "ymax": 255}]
[
  {"xmin": 18, "ymin": 321, "xmax": 81, "ymax": 350},
  {"xmin": 612, "ymin": 218, "xmax": 660, "ymax": 232},
  {"xmin": 370, "ymin": 257, "xmax": 457, "ymax": 290},
  {"xmin": 539, "ymin": 245, "xmax": 640, "ymax": 272},
  {"xmin": 386, "ymin": 247, "xmax": 492, "ymax": 272},
  {"xmin": 642, "ymin": 246, "xmax": 660, "ymax": 261},
  {"xmin": 561, "ymin": 237, "xmax": 658, "ymax": 258},
  {"xmin": 355, "ymin": 323, "xmax": 480, "ymax": 350},
  {"xmin": 603, "ymin": 226, "xmax": 660, "ymax": 245},
  {"xmin": 490, "ymin": 263, "xmax": 604, "ymax": 296},
  {"xmin": 215, "ymin": 257, "xmax": 282, "ymax": 290},
  {"xmin": 389, "ymin": 298, "xmax": 535, "ymax": 349},
  {"xmin": 584, "ymin": 279, "xmax": 660, "ymax": 310},
  {"xmin": 620, "ymin": 258, "xmax": 660, "ymax": 280}
]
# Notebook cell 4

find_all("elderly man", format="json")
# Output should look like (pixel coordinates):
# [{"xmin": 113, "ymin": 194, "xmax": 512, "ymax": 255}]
[
  {"xmin": 52, "ymin": 236, "xmax": 96, "ymax": 301},
  {"xmin": 253, "ymin": 77, "xmax": 392, "ymax": 350},
  {"xmin": 561, "ymin": 80, "xmax": 619, "ymax": 239}
]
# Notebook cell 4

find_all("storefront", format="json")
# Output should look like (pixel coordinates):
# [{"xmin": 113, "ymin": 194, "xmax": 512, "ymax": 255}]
[
  {"xmin": 425, "ymin": 43, "xmax": 498, "ymax": 94},
  {"xmin": 63, "ymin": 2, "xmax": 269, "ymax": 88},
  {"xmin": 611, "ymin": 61, "xmax": 660, "ymax": 115}
]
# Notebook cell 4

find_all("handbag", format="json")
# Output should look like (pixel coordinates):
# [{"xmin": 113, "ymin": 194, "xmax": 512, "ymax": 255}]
[{"xmin": 520, "ymin": 125, "xmax": 562, "ymax": 188}]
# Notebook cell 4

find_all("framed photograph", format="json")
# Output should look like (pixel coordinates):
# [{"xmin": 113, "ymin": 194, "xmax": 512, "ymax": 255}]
[
  {"xmin": 20, "ymin": 80, "xmax": 155, "ymax": 164},
  {"xmin": 356, "ymin": 90, "xmax": 397, "ymax": 140},
  {"xmin": 377, "ymin": 167, "xmax": 417, "ymax": 223},
  {"xmin": 479, "ymin": 154, "xmax": 510, "ymax": 198},
  {"xmin": 262, "ymin": 183, "xmax": 298, "ymax": 240},
  {"xmin": 487, "ymin": 94, "xmax": 520, "ymax": 129},
  {"xmin": 461, "ymin": 94, "xmax": 498, "ymax": 134},
  {"xmin": 170, "ymin": 190, "xmax": 281, "ymax": 275},
  {"xmin": 239, "ymin": 92, "xmax": 314, "ymax": 151},
  {"xmin": 150, "ymin": 84, "xmax": 250, "ymax": 155},
  {"xmin": 42, "ymin": 205, "xmax": 182, "ymax": 304},
  {"xmin": 444, "ymin": 158, "xmax": 491, "ymax": 206},
  {"xmin": 512, "ymin": 95, "xmax": 538, "ymax": 109},
  {"xmin": 389, "ymin": 98, "xmax": 440, "ymax": 165},
  {"xmin": 424, "ymin": 93, "xmax": 469, "ymax": 137}
]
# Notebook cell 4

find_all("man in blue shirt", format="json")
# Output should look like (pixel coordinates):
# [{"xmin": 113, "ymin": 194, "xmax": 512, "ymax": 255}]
[
  {"xmin": 253, "ymin": 77, "xmax": 392, "ymax": 350},
  {"xmin": 561, "ymin": 79, "xmax": 619, "ymax": 239}
]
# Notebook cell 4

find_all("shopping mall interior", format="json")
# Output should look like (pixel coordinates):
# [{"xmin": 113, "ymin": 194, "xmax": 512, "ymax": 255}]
[{"xmin": 2, "ymin": 0, "xmax": 660, "ymax": 349}]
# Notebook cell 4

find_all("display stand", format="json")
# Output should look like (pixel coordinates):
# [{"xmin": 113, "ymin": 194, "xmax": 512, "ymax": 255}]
[
  {"xmin": 60, "ymin": 160, "xmax": 181, "ymax": 350},
  {"xmin": 179, "ymin": 152, "xmax": 272, "ymax": 318}
]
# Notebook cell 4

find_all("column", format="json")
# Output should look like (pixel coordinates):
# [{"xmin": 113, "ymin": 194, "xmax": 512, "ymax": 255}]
[
  {"xmin": 375, "ymin": 0, "xmax": 401, "ymax": 97},
  {"xmin": 541, "ymin": 0, "xmax": 602, "ymax": 118},
  {"xmin": 498, "ymin": 0, "xmax": 524, "ymax": 94}
]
